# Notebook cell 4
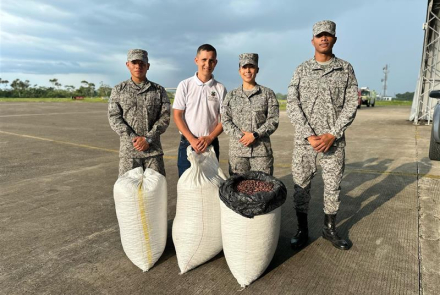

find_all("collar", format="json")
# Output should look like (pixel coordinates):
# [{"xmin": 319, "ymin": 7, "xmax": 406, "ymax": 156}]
[
  {"xmin": 310, "ymin": 56, "xmax": 343, "ymax": 72},
  {"xmin": 239, "ymin": 84, "xmax": 260, "ymax": 97},
  {"xmin": 128, "ymin": 78, "xmax": 151, "ymax": 91},
  {"xmin": 193, "ymin": 72, "xmax": 214, "ymax": 86}
]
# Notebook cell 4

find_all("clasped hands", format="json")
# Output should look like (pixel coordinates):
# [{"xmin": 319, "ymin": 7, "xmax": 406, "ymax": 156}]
[
  {"xmin": 189, "ymin": 136, "xmax": 213, "ymax": 153},
  {"xmin": 132, "ymin": 136, "xmax": 150, "ymax": 151},
  {"xmin": 239, "ymin": 130, "xmax": 256, "ymax": 147},
  {"xmin": 308, "ymin": 133, "xmax": 336, "ymax": 153}
]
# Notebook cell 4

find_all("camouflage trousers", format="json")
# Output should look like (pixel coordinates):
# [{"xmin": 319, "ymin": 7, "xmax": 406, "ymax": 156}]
[
  {"xmin": 292, "ymin": 145, "xmax": 345, "ymax": 215},
  {"xmin": 119, "ymin": 156, "xmax": 166, "ymax": 177},
  {"xmin": 229, "ymin": 155, "xmax": 274, "ymax": 176}
]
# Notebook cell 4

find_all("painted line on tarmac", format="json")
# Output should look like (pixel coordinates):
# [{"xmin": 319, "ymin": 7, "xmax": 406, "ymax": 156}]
[
  {"xmin": 0, "ymin": 130, "xmax": 177, "ymax": 160},
  {"xmin": 2, "ymin": 130, "xmax": 439, "ymax": 180},
  {"xmin": 0, "ymin": 111, "xmax": 103, "ymax": 118},
  {"xmin": 0, "ymin": 130, "xmax": 120, "ymax": 153}
]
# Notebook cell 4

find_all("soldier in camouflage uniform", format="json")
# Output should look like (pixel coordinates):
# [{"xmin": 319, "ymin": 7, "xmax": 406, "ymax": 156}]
[
  {"xmin": 222, "ymin": 53, "xmax": 279, "ymax": 175},
  {"xmin": 108, "ymin": 49, "xmax": 170, "ymax": 177},
  {"xmin": 287, "ymin": 21, "xmax": 358, "ymax": 250}
]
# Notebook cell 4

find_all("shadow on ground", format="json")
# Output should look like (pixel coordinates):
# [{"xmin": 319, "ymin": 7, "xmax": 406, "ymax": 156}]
[{"xmin": 263, "ymin": 157, "xmax": 426, "ymax": 277}]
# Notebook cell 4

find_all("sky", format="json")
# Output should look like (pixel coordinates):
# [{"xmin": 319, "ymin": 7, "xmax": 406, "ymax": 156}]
[{"xmin": 0, "ymin": 0, "xmax": 427, "ymax": 96}]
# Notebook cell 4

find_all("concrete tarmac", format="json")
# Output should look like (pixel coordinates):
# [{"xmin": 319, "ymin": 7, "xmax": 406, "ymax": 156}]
[{"xmin": 0, "ymin": 102, "xmax": 439, "ymax": 294}]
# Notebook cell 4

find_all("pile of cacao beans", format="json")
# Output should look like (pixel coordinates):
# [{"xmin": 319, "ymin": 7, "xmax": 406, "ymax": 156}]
[{"xmin": 235, "ymin": 179, "xmax": 274, "ymax": 195}]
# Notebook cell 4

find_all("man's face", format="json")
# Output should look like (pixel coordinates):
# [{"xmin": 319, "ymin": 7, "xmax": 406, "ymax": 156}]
[
  {"xmin": 126, "ymin": 60, "xmax": 149, "ymax": 80},
  {"xmin": 311, "ymin": 32, "xmax": 337, "ymax": 55},
  {"xmin": 194, "ymin": 50, "xmax": 217, "ymax": 77},
  {"xmin": 239, "ymin": 64, "xmax": 258, "ymax": 84}
]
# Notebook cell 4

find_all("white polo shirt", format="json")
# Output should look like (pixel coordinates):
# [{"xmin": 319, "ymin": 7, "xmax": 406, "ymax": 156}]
[{"xmin": 173, "ymin": 73, "xmax": 227, "ymax": 137}]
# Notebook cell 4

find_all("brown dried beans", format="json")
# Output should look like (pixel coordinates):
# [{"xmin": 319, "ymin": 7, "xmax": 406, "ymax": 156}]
[{"xmin": 235, "ymin": 179, "xmax": 274, "ymax": 195}]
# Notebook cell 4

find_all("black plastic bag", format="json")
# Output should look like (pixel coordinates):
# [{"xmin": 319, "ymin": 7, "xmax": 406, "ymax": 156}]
[{"xmin": 219, "ymin": 171, "xmax": 287, "ymax": 218}]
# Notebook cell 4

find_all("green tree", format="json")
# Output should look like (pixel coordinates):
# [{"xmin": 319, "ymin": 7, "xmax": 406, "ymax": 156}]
[
  {"xmin": 275, "ymin": 92, "xmax": 287, "ymax": 100},
  {"xmin": 49, "ymin": 78, "xmax": 58, "ymax": 88},
  {"xmin": 0, "ymin": 78, "xmax": 114, "ymax": 98},
  {"xmin": 98, "ymin": 82, "xmax": 111, "ymax": 97},
  {"xmin": 88, "ymin": 82, "xmax": 95, "ymax": 97},
  {"xmin": 64, "ymin": 85, "xmax": 75, "ymax": 92},
  {"xmin": 10, "ymin": 79, "xmax": 30, "ymax": 97},
  {"xmin": 395, "ymin": 92, "xmax": 414, "ymax": 101},
  {"xmin": 0, "ymin": 78, "xmax": 9, "ymax": 89}
]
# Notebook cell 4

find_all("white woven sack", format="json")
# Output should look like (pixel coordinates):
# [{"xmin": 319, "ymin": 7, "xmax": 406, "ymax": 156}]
[
  {"xmin": 172, "ymin": 146, "xmax": 226, "ymax": 273},
  {"xmin": 221, "ymin": 202, "xmax": 281, "ymax": 287},
  {"xmin": 113, "ymin": 167, "xmax": 167, "ymax": 271}
]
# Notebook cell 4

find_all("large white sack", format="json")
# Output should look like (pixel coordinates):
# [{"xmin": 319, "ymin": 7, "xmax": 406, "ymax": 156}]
[
  {"xmin": 172, "ymin": 146, "xmax": 226, "ymax": 274},
  {"xmin": 113, "ymin": 167, "xmax": 167, "ymax": 271},
  {"xmin": 221, "ymin": 202, "xmax": 281, "ymax": 287}
]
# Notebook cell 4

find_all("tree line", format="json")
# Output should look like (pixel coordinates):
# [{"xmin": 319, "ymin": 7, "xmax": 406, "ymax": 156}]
[
  {"xmin": 394, "ymin": 92, "xmax": 414, "ymax": 101},
  {"xmin": 0, "ymin": 78, "xmax": 112, "ymax": 98}
]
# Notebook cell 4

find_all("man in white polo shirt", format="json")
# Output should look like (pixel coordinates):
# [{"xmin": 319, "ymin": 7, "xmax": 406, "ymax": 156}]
[{"xmin": 173, "ymin": 44, "xmax": 227, "ymax": 177}]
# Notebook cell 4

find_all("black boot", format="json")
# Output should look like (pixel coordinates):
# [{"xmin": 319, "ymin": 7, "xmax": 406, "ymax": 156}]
[
  {"xmin": 291, "ymin": 211, "xmax": 308, "ymax": 249},
  {"xmin": 322, "ymin": 214, "xmax": 349, "ymax": 250}
]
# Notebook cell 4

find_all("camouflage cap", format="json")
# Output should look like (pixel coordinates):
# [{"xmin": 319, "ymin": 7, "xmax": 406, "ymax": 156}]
[
  {"xmin": 239, "ymin": 53, "xmax": 259, "ymax": 67},
  {"xmin": 313, "ymin": 20, "xmax": 336, "ymax": 36},
  {"xmin": 127, "ymin": 49, "xmax": 149, "ymax": 63}
]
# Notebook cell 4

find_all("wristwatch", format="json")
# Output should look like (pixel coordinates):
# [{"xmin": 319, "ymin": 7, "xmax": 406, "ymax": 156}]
[
  {"xmin": 145, "ymin": 137, "xmax": 152, "ymax": 144},
  {"xmin": 252, "ymin": 132, "xmax": 259, "ymax": 139}
]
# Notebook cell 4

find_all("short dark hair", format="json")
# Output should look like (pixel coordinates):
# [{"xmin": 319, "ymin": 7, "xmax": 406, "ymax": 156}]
[{"xmin": 197, "ymin": 44, "xmax": 217, "ymax": 57}]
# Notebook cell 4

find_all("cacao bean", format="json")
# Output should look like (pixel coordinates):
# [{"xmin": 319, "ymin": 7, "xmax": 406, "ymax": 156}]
[{"xmin": 235, "ymin": 179, "xmax": 274, "ymax": 195}]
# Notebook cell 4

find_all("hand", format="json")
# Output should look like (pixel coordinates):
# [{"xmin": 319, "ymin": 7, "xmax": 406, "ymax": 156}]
[
  {"xmin": 318, "ymin": 133, "xmax": 336, "ymax": 153},
  {"xmin": 307, "ymin": 135, "xmax": 321, "ymax": 149},
  {"xmin": 132, "ymin": 136, "xmax": 150, "ymax": 151},
  {"xmin": 309, "ymin": 133, "xmax": 335, "ymax": 153},
  {"xmin": 197, "ymin": 136, "xmax": 213, "ymax": 153},
  {"xmin": 239, "ymin": 131, "xmax": 256, "ymax": 147},
  {"xmin": 188, "ymin": 137, "xmax": 202, "ymax": 154}
]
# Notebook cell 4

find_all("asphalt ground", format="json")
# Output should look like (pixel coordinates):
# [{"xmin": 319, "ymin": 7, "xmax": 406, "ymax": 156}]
[{"xmin": 0, "ymin": 102, "xmax": 439, "ymax": 294}]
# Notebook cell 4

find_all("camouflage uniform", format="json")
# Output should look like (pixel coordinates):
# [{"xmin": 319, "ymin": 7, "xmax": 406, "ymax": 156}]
[
  {"xmin": 287, "ymin": 56, "xmax": 358, "ymax": 214},
  {"xmin": 109, "ymin": 78, "xmax": 170, "ymax": 176},
  {"xmin": 222, "ymin": 61, "xmax": 279, "ymax": 175}
]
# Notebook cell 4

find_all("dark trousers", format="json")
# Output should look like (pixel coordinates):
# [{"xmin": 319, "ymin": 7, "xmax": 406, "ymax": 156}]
[{"xmin": 177, "ymin": 135, "xmax": 220, "ymax": 177}]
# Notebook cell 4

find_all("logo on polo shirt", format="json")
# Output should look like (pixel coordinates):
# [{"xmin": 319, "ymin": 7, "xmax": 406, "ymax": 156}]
[{"xmin": 207, "ymin": 91, "xmax": 218, "ymax": 102}]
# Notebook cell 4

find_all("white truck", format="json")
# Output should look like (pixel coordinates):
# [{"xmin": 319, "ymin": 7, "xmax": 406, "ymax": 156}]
[{"xmin": 359, "ymin": 87, "xmax": 376, "ymax": 107}]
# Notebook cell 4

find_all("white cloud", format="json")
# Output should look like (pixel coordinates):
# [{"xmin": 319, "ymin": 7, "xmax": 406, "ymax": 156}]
[{"xmin": 0, "ymin": 0, "xmax": 426, "ymax": 94}]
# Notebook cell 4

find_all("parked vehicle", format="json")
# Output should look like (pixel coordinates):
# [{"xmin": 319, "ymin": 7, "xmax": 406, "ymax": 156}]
[
  {"xmin": 360, "ymin": 87, "xmax": 376, "ymax": 107},
  {"xmin": 429, "ymin": 90, "xmax": 440, "ymax": 160}
]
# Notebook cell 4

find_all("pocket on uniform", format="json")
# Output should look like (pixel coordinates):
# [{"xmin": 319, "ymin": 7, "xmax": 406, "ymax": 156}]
[
  {"xmin": 299, "ymin": 77, "xmax": 318, "ymax": 91},
  {"xmin": 252, "ymin": 102, "xmax": 267, "ymax": 112},
  {"xmin": 145, "ymin": 93, "xmax": 161, "ymax": 105},
  {"xmin": 252, "ymin": 102, "xmax": 267, "ymax": 123},
  {"xmin": 328, "ymin": 79, "xmax": 346, "ymax": 106},
  {"xmin": 328, "ymin": 78, "xmax": 347, "ymax": 88},
  {"xmin": 120, "ymin": 98, "xmax": 136, "ymax": 112}
]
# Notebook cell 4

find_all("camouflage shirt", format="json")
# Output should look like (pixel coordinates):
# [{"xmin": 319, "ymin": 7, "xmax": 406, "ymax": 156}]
[
  {"xmin": 222, "ymin": 85, "xmax": 279, "ymax": 157},
  {"xmin": 287, "ymin": 56, "xmax": 358, "ymax": 146},
  {"xmin": 108, "ymin": 79, "xmax": 170, "ymax": 158}
]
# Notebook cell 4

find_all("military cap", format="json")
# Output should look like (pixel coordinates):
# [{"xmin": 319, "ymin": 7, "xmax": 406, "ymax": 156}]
[
  {"xmin": 313, "ymin": 20, "xmax": 336, "ymax": 36},
  {"xmin": 127, "ymin": 49, "xmax": 149, "ymax": 63},
  {"xmin": 239, "ymin": 53, "xmax": 259, "ymax": 67}
]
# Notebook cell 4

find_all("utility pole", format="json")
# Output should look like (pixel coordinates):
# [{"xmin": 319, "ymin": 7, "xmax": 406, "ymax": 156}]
[{"xmin": 381, "ymin": 64, "xmax": 389, "ymax": 98}]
